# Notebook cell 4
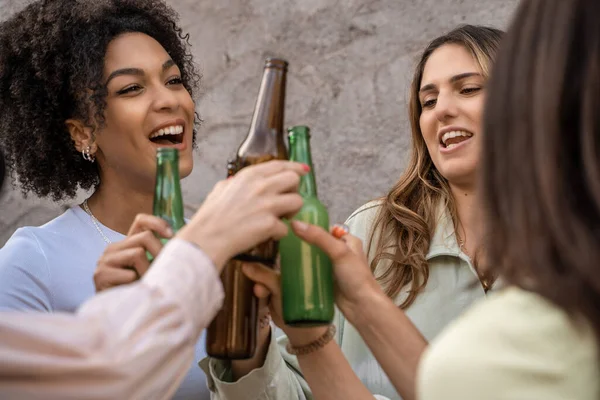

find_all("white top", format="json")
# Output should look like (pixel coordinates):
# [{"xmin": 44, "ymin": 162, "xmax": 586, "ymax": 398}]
[
  {"xmin": 202, "ymin": 201, "xmax": 497, "ymax": 400},
  {"xmin": 418, "ymin": 287, "xmax": 600, "ymax": 400},
  {"xmin": 0, "ymin": 238, "xmax": 225, "ymax": 400},
  {"xmin": 0, "ymin": 206, "xmax": 211, "ymax": 399}
]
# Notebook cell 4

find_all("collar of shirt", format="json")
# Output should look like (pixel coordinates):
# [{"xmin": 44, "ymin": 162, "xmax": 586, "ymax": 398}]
[{"xmin": 425, "ymin": 201, "xmax": 461, "ymax": 260}]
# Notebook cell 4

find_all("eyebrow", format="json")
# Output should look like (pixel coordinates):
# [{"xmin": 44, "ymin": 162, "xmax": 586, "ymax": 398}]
[
  {"xmin": 105, "ymin": 59, "xmax": 177, "ymax": 85},
  {"xmin": 419, "ymin": 72, "xmax": 482, "ymax": 93}
]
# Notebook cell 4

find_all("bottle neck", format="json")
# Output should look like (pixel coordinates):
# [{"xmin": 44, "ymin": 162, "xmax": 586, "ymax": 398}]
[
  {"xmin": 238, "ymin": 65, "xmax": 287, "ymax": 161},
  {"xmin": 153, "ymin": 154, "xmax": 185, "ymax": 230},
  {"xmin": 289, "ymin": 134, "xmax": 317, "ymax": 197},
  {"xmin": 249, "ymin": 66, "xmax": 286, "ymax": 134}
]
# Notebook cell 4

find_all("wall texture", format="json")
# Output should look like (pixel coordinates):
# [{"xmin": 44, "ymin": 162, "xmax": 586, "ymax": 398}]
[{"xmin": 0, "ymin": 0, "xmax": 520, "ymax": 245}]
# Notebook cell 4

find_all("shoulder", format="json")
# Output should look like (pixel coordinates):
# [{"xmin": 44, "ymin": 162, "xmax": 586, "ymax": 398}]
[
  {"xmin": 0, "ymin": 226, "xmax": 53, "ymax": 311},
  {"xmin": 0, "ymin": 226, "xmax": 48, "ymax": 263},
  {"xmin": 345, "ymin": 200, "xmax": 383, "ymax": 225},
  {"xmin": 418, "ymin": 287, "xmax": 600, "ymax": 400},
  {"xmin": 0, "ymin": 208, "xmax": 83, "ymax": 311},
  {"xmin": 1, "ymin": 208, "xmax": 83, "ymax": 253},
  {"xmin": 344, "ymin": 200, "xmax": 383, "ymax": 241},
  {"xmin": 39, "ymin": 206, "xmax": 84, "ymax": 232}
]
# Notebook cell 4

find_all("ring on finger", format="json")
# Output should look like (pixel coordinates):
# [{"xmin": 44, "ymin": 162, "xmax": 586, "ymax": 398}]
[{"xmin": 331, "ymin": 224, "xmax": 350, "ymax": 239}]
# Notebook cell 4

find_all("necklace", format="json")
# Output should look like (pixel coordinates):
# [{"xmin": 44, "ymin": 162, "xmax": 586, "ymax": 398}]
[{"xmin": 83, "ymin": 199, "xmax": 112, "ymax": 244}]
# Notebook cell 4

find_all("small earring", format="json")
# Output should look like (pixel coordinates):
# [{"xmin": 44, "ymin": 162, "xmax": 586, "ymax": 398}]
[{"xmin": 82, "ymin": 146, "xmax": 95, "ymax": 163}]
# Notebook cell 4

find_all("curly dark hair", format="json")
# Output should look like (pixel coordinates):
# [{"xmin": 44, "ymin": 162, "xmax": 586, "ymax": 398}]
[{"xmin": 0, "ymin": 0, "xmax": 201, "ymax": 200}]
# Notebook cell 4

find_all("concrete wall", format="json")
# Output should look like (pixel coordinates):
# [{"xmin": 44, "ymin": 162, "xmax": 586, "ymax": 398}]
[{"xmin": 0, "ymin": 0, "xmax": 520, "ymax": 246}]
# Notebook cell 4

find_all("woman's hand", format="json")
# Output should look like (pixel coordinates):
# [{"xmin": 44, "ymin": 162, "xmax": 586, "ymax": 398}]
[
  {"xmin": 242, "ymin": 221, "xmax": 384, "ymax": 342},
  {"xmin": 94, "ymin": 214, "xmax": 173, "ymax": 292},
  {"xmin": 177, "ymin": 160, "xmax": 307, "ymax": 270},
  {"xmin": 291, "ymin": 221, "xmax": 382, "ymax": 318},
  {"xmin": 241, "ymin": 259, "xmax": 329, "ymax": 348}
]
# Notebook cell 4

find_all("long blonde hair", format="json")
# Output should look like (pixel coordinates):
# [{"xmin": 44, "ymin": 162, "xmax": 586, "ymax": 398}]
[{"xmin": 368, "ymin": 25, "xmax": 503, "ymax": 308}]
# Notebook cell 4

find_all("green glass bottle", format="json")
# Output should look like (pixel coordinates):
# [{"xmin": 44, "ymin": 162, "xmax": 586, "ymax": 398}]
[
  {"xmin": 147, "ymin": 148, "xmax": 186, "ymax": 262},
  {"xmin": 279, "ymin": 126, "xmax": 334, "ymax": 326}
]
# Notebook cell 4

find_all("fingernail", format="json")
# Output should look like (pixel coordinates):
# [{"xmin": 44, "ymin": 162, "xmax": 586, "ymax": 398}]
[
  {"xmin": 291, "ymin": 220, "xmax": 309, "ymax": 231},
  {"xmin": 331, "ymin": 224, "xmax": 350, "ymax": 239},
  {"xmin": 301, "ymin": 163, "xmax": 311, "ymax": 172},
  {"xmin": 165, "ymin": 227, "xmax": 174, "ymax": 237}
]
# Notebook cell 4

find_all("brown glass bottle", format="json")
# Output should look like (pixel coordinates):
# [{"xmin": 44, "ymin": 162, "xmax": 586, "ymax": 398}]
[{"xmin": 206, "ymin": 58, "xmax": 288, "ymax": 359}]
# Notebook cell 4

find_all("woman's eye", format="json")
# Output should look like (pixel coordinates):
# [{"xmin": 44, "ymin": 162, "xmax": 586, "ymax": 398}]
[
  {"xmin": 116, "ymin": 84, "xmax": 142, "ymax": 95},
  {"xmin": 422, "ymin": 98, "xmax": 437, "ymax": 108},
  {"xmin": 167, "ymin": 77, "xmax": 183, "ymax": 85},
  {"xmin": 461, "ymin": 87, "xmax": 481, "ymax": 95}
]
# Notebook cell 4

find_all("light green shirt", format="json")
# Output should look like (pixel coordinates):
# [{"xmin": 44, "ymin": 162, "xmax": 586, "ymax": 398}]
[
  {"xmin": 418, "ymin": 287, "xmax": 600, "ymax": 400},
  {"xmin": 201, "ymin": 201, "xmax": 492, "ymax": 400}
]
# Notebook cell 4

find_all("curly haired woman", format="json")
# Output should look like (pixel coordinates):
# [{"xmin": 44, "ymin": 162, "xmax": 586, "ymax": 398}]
[{"xmin": 0, "ymin": 0, "xmax": 210, "ymax": 398}]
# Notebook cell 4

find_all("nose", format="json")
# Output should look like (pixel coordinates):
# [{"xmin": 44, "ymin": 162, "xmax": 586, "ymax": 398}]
[
  {"xmin": 151, "ymin": 84, "xmax": 180, "ymax": 112},
  {"xmin": 433, "ymin": 90, "xmax": 458, "ymax": 122}
]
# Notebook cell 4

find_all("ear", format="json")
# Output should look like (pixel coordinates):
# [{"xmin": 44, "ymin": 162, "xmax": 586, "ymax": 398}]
[{"xmin": 66, "ymin": 119, "xmax": 97, "ymax": 154}]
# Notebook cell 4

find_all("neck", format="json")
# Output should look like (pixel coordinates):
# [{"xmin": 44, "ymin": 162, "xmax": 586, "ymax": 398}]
[
  {"xmin": 85, "ymin": 174, "xmax": 154, "ymax": 235},
  {"xmin": 449, "ymin": 183, "xmax": 482, "ymax": 256}
]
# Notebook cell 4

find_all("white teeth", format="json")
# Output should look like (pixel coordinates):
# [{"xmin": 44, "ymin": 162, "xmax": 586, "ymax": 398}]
[
  {"xmin": 441, "ymin": 130, "xmax": 473, "ymax": 146},
  {"xmin": 149, "ymin": 125, "xmax": 184, "ymax": 139},
  {"xmin": 446, "ymin": 143, "xmax": 458, "ymax": 149}
]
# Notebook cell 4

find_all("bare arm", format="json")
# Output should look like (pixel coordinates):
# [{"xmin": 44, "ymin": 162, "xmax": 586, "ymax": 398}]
[
  {"xmin": 289, "ymin": 328, "xmax": 378, "ymax": 400},
  {"xmin": 296, "ymin": 222, "xmax": 428, "ymax": 400},
  {"xmin": 349, "ymin": 292, "xmax": 427, "ymax": 400},
  {"xmin": 286, "ymin": 291, "xmax": 426, "ymax": 400}
]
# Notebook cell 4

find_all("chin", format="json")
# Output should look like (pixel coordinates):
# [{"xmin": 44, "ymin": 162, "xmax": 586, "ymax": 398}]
[
  {"xmin": 179, "ymin": 158, "xmax": 194, "ymax": 178},
  {"xmin": 438, "ymin": 163, "xmax": 478, "ymax": 188}
]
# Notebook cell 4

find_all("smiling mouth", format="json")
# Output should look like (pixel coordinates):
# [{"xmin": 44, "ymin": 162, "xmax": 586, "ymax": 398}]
[
  {"xmin": 149, "ymin": 125, "xmax": 184, "ymax": 146},
  {"xmin": 440, "ymin": 130, "xmax": 473, "ymax": 150}
]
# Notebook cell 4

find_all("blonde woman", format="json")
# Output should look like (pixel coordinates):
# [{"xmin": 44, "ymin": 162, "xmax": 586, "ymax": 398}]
[{"xmin": 202, "ymin": 25, "xmax": 503, "ymax": 400}]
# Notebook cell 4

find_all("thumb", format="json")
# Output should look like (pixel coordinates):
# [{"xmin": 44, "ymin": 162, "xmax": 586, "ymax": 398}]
[
  {"xmin": 290, "ymin": 220, "xmax": 351, "ymax": 262},
  {"xmin": 242, "ymin": 263, "xmax": 281, "ymax": 297}
]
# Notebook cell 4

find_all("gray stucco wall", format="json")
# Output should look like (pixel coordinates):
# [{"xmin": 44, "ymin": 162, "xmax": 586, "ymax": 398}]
[{"xmin": 0, "ymin": 0, "xmax": 520, "ymax": 245}]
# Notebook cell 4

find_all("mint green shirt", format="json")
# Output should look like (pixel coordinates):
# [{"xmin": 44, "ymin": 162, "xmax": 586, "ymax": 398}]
[{"xmin": 201, "ymin": 201, "xmax": 493, "ymax": 400}]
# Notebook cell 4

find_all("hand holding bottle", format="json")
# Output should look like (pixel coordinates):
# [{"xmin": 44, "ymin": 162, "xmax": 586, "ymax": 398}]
[
  {"xmin": 242, "ymin": 221, "xmax": 385, "ymax": 332},
  {"xmin": 244, "ymin": 258, "xmax": 330, "ymax": 348},
  {"xmin": 94, "ymin": 214, "xmax": 173, "ymax": 292},
  {"xmin": 95, "ymin": 148, "xmax": 184, "ymax": 292},
  {"xmin": 177, "ymin": 160, "xmax": 307, "ymax": 270}
]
